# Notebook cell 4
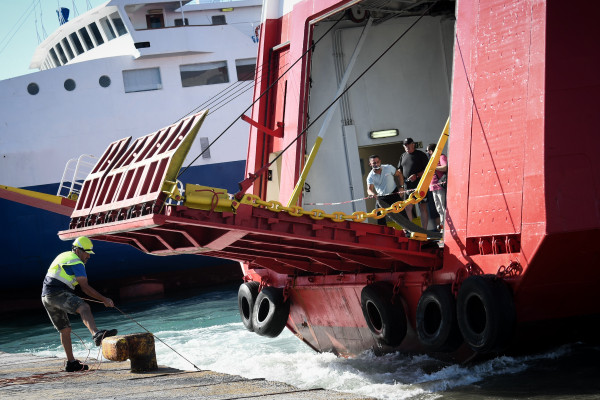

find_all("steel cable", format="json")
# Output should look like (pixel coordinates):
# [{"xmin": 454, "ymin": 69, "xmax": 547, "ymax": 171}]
[{"xmin": 177, "ymin": 14, "xmax": 347, "ymax": 179}]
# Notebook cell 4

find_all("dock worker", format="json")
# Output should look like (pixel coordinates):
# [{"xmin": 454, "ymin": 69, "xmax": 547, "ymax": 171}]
[
  {"xmin": 366, "ymin": 155, "xmax": 407, "ymax": 225},
  {"xmin": 41, "ymin": 236, "xmax": 118, "ymax": 372},
  {"xmin": 398, "ymin": 138, "xmax": 430, "ymax": 229}
]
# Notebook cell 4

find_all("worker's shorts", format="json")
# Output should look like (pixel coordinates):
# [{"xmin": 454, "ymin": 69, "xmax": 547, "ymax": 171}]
[{"xmin": 42, "ymin": 291, "xmax": 85, "ymax": 332}]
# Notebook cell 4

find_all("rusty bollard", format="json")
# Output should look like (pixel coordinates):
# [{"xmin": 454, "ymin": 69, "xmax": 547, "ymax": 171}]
[{"xmin": 102, "ymin": 332, "xmax": 158, "ymax": 372}]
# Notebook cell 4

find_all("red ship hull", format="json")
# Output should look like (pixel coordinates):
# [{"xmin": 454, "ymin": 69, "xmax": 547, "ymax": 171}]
[{"xmin": 58, "ymin": 0, "xmax": 600, "ymax": 360}]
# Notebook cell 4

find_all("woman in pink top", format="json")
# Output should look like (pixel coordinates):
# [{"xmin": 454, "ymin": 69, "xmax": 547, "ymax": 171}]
[{"xmin": 426, "ymin": 144, "xmax": 448, "ymax": 230}]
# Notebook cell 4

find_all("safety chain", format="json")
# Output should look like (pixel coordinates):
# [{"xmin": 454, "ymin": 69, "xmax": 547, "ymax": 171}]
[
  {"xmin": 237, "ymin": 192, "xmax": 425, "ymax": 223},
  {"xmin": 497, "ymin": 261, "xmax": 523, "ymax": 278}
]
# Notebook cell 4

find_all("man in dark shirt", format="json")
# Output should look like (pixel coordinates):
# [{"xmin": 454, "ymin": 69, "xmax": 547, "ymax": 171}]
[
  {"xmin": 398, "ymin": 137, "xmax": 430, "ymax": 230},
  {"xmin": 41, "ymin": 236, "xmax": 117, "ymax": 372}
]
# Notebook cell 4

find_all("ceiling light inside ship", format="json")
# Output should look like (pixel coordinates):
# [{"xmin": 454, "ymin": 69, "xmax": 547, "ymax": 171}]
[{"xmin": 369, "ymin": 129, "xmax": 398, "ymax": 139}]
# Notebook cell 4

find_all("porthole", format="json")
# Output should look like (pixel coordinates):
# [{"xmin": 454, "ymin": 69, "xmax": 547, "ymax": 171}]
[
  {"xmin": 27, "ymin": 83, "xmax": 39, "ymax": 95},
  {"xmin": 99, "ymin": 75, "xmax": 111, "ymax": 88},
  {"xmin": 64, "ymin": 79, "xmax": 76, "ymax": 91}
]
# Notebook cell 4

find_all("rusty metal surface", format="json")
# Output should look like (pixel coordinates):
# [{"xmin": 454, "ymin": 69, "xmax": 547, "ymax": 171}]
[
  {"xmin": 0, "ymin": 352, "xmax": 374, "ymax": 400},
  {"xmin": 102, "ymin": 333, "xmax": 158, "ymax": 372}
]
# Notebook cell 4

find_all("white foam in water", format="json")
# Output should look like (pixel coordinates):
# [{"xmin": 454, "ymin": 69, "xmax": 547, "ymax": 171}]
[
  {"xmin": 1, "ymin": 292, "xmax": 578, "ymax": 400},
  {"xmin": 149, "ymin": 323, "xmax": 575, "ymax": 400}
]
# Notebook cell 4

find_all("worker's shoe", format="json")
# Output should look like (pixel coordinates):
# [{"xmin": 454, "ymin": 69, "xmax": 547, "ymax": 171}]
[
  {"xmin": 65, "ymin": 359, "xmax": 89, "ymax": 372},
  {"xmin": 93, "ymin": 329, "xmax": 118, "ymax": 346}
]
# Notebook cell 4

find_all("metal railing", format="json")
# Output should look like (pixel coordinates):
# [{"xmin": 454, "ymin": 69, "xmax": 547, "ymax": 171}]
[{"xmin": 56, "ymin": 154, "xmax": 98, "ymax": 200}]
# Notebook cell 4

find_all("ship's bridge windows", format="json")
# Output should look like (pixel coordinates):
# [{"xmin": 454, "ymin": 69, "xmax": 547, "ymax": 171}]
[
  {"xmin": 49, "ymin": 48, "xmax": 61, "ymax": 66},
  {"xmin": 212, "ymin": 15, "xmax": 226, "ymax": 25},
  {"xmin": 55, "ymin": 43, "xmax": 68, "ymax": 64},
  {"xmin": 174, "ymin": 18, "xmax": 189, "ymax": 26},
  {"xmin": 180, "ymin": 61, "xmax": 229, "ymax": 87},
  {"xmin": 61, "ymin": 38, "xmax": 75, "ymax": 60},
  {"xmin": 235, "ymin": 58, "xmax": 256, "ymax": 81},
  {"xmin": 89, "ymin": 22, "xmax": 104, "ymax": 45},
  {"xmin": 100, "ymin": 17, "xmax": 117, "ymax": 41},
  {"xmin": 79, "ymin": 27, "xmax": 94, "ymax": 50},
  {"xmin": 69, "ymin": 32, "xmax": 84, "ymax": 55},
  {"xmin": 110, "ymin": 12, "xmax": 128, "ymax": 36},
  {"xmin": 123, "ymin": 67, "xmax": 162, "ymax": 93},
  {"xmin": 146, "ymin": 10, "xmax": 165, "ymax": 29}
]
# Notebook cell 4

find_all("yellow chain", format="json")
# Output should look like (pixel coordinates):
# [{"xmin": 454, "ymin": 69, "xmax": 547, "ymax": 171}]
[{"xmin": 239, "ymin": 192, "xmax": 425, "ymax": 223}]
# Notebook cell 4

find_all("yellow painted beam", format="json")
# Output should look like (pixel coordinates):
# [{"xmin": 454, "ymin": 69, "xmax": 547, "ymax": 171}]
[
  {"xmin": 414, "ymin": 118, "xmax": 450, "ymax": 199},
  {"xmin": 287, "ymin": 136, "xmax": 323, "ymax": 207},
  {"xmin": 0, "ymin": 185, "xmax": 75, "ymax": 216}
]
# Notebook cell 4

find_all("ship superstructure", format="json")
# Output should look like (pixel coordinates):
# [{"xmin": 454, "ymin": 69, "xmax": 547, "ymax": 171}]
[{"xmin": 0, "ymin": 0, "xmax": 261, "ymax": 309}]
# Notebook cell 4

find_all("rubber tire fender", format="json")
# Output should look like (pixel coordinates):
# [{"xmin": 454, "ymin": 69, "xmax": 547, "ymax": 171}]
[
  {"xmin": 361, "ymin": 282, "xmax": 407, "ymax": 347},
  {"xmin": 252, "ymin": 286, "xmax": 290, "ymax": 338},
  {"xmin": 416, "ymin": 284, "xmax": 462, "ymax": 352},
  {"xmin": 456, "ymin": 275, "xmax": 516, "ymax": 353},
  {"xmin": 238, "ymin": 281, "xmax": 260, "ymax": 332}
]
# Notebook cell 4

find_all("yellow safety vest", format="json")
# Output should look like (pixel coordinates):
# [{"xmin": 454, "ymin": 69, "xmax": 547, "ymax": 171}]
[{"xmin": 45, "ymin": 251, "xmax": 84, "ymax": 290}]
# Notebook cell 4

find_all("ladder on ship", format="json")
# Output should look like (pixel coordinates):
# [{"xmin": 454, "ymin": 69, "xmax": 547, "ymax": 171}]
[{"xmin": 57, "ymin": 154, "xmax": 98, "ymax": 200}]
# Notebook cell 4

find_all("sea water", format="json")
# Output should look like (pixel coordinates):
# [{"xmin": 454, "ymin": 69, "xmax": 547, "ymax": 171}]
[{"xmin": 1, "ymin": 284, "xmax": 599, "ymax": 400}]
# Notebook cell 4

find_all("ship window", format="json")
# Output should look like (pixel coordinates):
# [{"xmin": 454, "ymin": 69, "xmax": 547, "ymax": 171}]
[
  {"xmin": 79, "ymin": 27, "xmax": 94, "ymax": 50},
  {"xmin": 99, "ymin": 75, "xmax": 111, "ymax": 88},
  {"xmin": 69, "ymin": 32, "xmax": 84, "ymax": 55},
  {"xmin": 212, "ymin": 15, "xmax": 226, "ymax": 25},
  {"xmin": 199, "ymin": 137, "xmax": 211, "ymax": 159},
  {"xmin": 62, "ymin": 38, "xmax": 74, "ymax": 59},
  {"xmin": 27, "ymin": 83, "xmax": 39, "ymax": 95},
  {"xmin": 235, "ymin": 58, "xmax": 256, "ymax": 81},
  {"xmin": 55, "ymin": 43, "xmax": 68, "ymax": 64},
  {"xmin": 100, "ymin": 17, "xmax": 116, "ymax": 40},
  {"xmin": 174, "ymin": 18, "xmax": 189, "ymax": 26},
  {"xmin": 180, "ymin": 61, "xmax": 229, "ymax": 87},
  {"xmin": 146, "ymin": 13, "xmax": 164, "ymax": 29},
  {"xmin": 89, "ymin": 22, "xmax": 104, "ymax": 45},
  {"xmin": 110, "ymin": 12, "xmax": 127, "ymax": 36},
  {"xmin": 64, "ymin": 79, "xmax": 76, "ymax": 91},
  {"xmin": 49, "ymin": 48, "xmax": 61, "ymax": 66},
  {"xmin": 123, "ymin": 67, "xmax": 162, "ymax": 93}
]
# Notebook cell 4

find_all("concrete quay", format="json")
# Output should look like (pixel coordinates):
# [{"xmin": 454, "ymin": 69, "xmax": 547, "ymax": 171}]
[{"xmin": 0, "ymin": 352, "xmax": 375, "ymax": 400}]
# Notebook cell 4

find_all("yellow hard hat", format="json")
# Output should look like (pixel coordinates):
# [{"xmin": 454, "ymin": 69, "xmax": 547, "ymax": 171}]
[{"xmin": 73, "ymin": 236, "xmax": 95, "ymax": 254}]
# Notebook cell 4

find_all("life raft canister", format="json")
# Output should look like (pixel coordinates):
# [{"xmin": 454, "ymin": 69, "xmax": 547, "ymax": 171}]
[
  {"xmin": 416, "ymin": 284, "xmax": 462, "ymax": 352},
  {"xmin": 360, "ymin": 282, "xmax": 407, "ymax": 347},
  {"xmin": 252, "ymin": 286, "xmax": 290, "ymax": 338},
  {"xmin": 238, "ymin": 281, "xmax": 260, "ymax": 332},
  {"xmin": 456, "ymin": 275, "xmax": 516, "ymax": 353}
]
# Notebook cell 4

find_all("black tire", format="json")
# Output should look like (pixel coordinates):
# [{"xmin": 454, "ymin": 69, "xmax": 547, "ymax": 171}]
[
  {"xmin": 456, "ymin": 275, "xmax": 516, "ymax": 353},
  {"xmin": 416, "ymin": 284, "xmax": 462, "ymax": 352},
  {"xmin": 361, "ymin": 282, "xmax": 407, "ymax": 347},
  {"xmin": 252, "ymin": 286, "xmax": 290, "ymax": 338},
  {"xmin": 238, "ymin": 281, "xmax": 259, "ymax": 331}
]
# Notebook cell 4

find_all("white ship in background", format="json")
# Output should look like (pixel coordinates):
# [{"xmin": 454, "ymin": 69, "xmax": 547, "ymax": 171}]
[{"xmin": 0, "ymin": 0, "xmax": 261, "ymax": 310}]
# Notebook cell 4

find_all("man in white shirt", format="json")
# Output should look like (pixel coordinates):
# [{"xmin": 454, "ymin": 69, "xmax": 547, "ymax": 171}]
[{"xmin": 366, "ymin": 155, "xmax": 404, "ymax": 225}]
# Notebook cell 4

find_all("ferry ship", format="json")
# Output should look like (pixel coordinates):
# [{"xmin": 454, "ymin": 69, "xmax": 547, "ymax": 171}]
[
  {"xmin": 51, "ymin": 0, "xmax": 600, "ymax": 359},
  {"xmin": 0, "ymin": 0, "xmax": 261, "ymax": 310}
]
